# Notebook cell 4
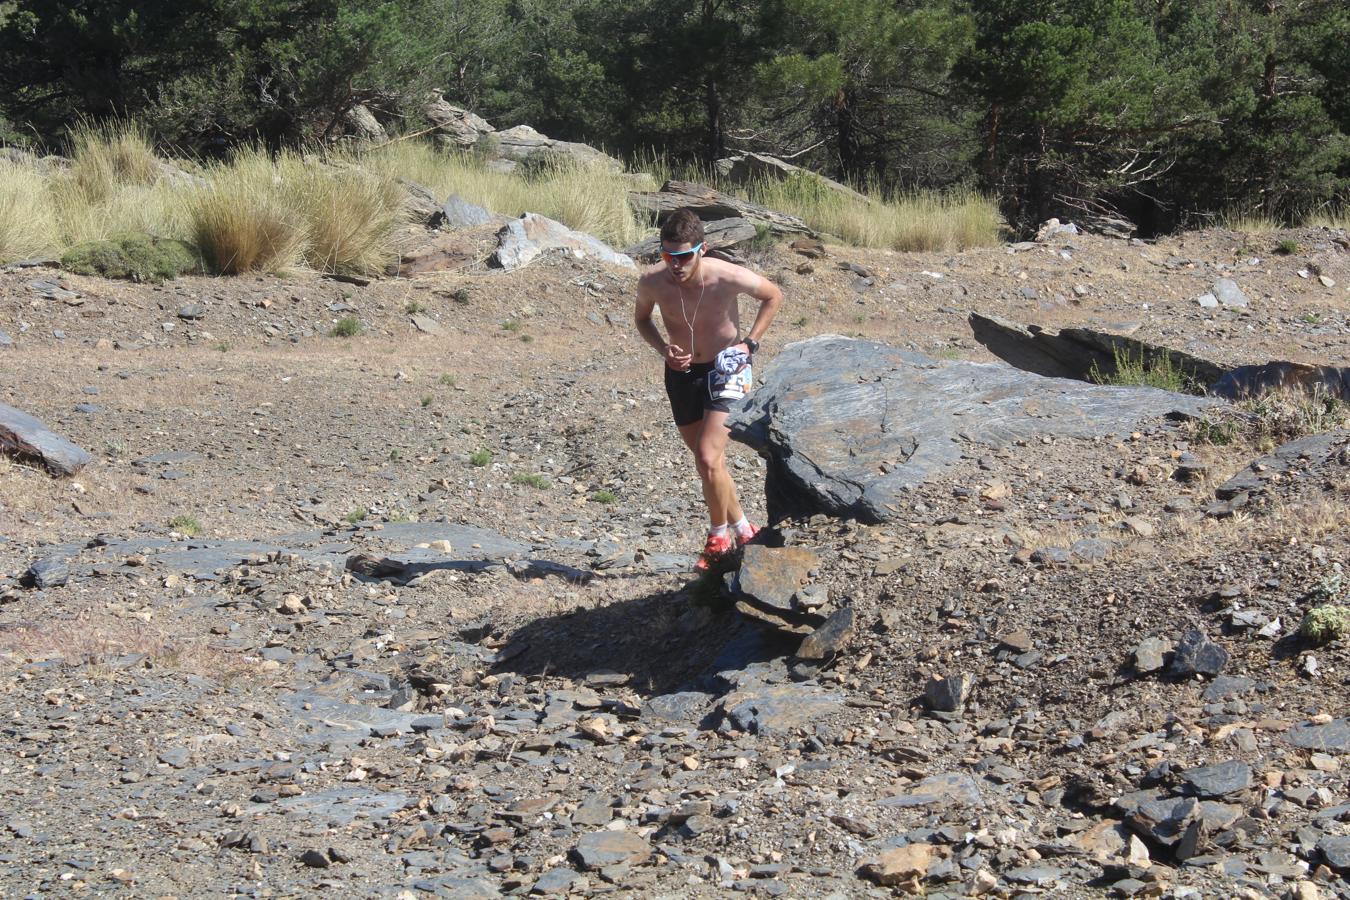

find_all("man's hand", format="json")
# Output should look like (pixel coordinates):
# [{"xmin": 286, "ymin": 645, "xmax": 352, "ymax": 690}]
[{"xmin": 664, "ymin": 343, "xmax": 692, "ymax": 371}]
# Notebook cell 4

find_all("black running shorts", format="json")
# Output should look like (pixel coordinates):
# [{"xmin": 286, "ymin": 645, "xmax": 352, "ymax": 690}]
[{"xmin": 664, "ymin": 362, "xmax": 732, "ymax": 427}]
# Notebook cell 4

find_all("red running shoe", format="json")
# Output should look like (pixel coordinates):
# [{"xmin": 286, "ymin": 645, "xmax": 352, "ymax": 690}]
[
  {"xmin": 694, "ymin": 531, "xmax": 735, "ymax": 571},
  {"xmin": 735, "ymin": 522, "xmax": 761, "ymax": 547}
]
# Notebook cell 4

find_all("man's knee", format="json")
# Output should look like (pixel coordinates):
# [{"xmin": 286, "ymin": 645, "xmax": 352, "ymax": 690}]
[{"xmin": 695, "ymin": 446, "xmax": 726, "ymax": 478}]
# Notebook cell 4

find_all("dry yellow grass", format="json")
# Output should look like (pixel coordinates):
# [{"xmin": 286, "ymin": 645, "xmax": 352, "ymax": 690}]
[
  {"xmin": 189, "ymin": 148, "xmax": 306, "ymax": 274},
  {"xmin": 0, "ymin": 160, "xmax": 58, "ymax": 261},
  {"xmin": 283, "ymin": 157, "xmax": 406, "ymax": 274}
]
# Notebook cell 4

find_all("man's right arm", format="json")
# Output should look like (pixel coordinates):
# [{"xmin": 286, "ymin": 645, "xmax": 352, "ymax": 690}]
[{"xmin": 634, "ymin": 281, "xmax": 667, "ymax": 356}]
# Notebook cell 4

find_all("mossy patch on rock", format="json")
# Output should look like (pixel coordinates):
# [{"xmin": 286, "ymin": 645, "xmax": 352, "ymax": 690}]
[{"xmin": 61, "ymin": 234, "xmax": 203, "ymax": 283}]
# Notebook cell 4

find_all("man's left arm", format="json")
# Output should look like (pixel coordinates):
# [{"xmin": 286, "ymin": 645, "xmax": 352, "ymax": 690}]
[{"xmin": 735, "ymin": 269, "xmax": 784, "ymax": 354}]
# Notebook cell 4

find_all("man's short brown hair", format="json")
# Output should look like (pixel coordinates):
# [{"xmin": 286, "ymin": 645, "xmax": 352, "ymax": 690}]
[{"xmin": 660, "ymin": 208, "xmax": 705, "ymax": 246}]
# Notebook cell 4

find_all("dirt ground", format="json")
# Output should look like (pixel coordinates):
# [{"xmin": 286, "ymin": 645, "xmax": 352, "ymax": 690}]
[{"xmin": 1, "ymin": 223, "xmax": 1348, "ymax": 898}]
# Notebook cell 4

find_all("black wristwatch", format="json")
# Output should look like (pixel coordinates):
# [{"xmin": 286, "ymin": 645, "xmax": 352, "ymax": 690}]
[{"xmin": 742, "ymin": 336, "xmax": 759, "ymax": 354}]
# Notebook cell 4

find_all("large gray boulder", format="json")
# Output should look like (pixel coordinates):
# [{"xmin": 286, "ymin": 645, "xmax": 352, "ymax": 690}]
[
  {"xmin": 423, "ymin": 96, "xmax": 494, "ymax": 148},
  {"xmin": 492, "ymin": 213, "xmax": 635, "ymax": 271},
  {"xmin": 715, "ymin": 151, "xmax": 870, "ymax": 204},
  {"xmin": 624, "ymin": 217, "xmax": 758, "ymax": 262},
  {"xmin": 487, "ymin": 125, "xmax": 623, "ymax": 174},
  {"xmin": 729, "ymin": 336, "xmax": 1216, "ymax": 523}
]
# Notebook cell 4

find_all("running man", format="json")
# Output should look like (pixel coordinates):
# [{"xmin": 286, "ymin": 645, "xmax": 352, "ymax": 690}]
[{"xmin": 634, "ymin": 208, "xmax": 785, "ymax": 570}]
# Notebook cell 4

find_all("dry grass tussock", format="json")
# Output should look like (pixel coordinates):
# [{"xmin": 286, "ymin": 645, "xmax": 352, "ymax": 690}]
[
  {"xmin": 0, "ymin": 160, "xmax": 59, "ymax": 261},
  {"xmin": 0, "ymin": 610, "xmax": 256, "ymax": 681},
  {"xmin": 1192, "ymin": 385, "xmax": 1350, "ymax": 451}
]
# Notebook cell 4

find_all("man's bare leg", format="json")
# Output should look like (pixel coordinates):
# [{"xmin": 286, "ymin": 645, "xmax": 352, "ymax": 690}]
[{"xmin": 678, "ymin": 411, "xmax": 744, "ymax": 527}]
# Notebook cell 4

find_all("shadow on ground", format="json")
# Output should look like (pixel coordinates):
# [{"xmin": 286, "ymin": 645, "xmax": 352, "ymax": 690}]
[{"xmin": 491, "ymin": 573, "xmax": 799, "ymax": 697}]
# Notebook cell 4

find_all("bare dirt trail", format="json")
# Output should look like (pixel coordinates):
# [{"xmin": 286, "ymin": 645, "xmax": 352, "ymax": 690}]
[{"xmin": 0, "ymin": 227, "xmax": 1348, "ymax": 897}]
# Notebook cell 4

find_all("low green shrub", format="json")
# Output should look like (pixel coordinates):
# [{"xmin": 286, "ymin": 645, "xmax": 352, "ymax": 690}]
[{"xmin": 61, "ymin": 233, "xmax": 202, "ymax": 282}]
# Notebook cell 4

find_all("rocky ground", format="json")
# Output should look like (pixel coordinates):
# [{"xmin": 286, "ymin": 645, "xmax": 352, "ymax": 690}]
[{"xmin": 1, "ymin": 223, "xmax": 1349, "ymax": 898}]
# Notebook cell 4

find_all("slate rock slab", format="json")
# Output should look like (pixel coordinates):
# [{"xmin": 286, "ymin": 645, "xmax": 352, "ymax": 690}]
[
  {"xmin": 729, "ymin": 336, "xmax": 1215, "ymax": 522},
  {"xmin": 878, "ymin": 772, "xmax": 985, "ymax": 809},
  {"xmin": 1180, "ymin": 760, "xmax": 1251, "ymax": 797},
  {"xmin": 1319, "ymin": 835, "xmax": 1350, "ymax": 871},
  {"xmin": 733, "ymin": 545, "xmax": 819, "ymax": 613},
  {"xmin": 720, "ymin": 680, "xmax": 844, "ymax": 735},
  {"xmin": 0, "ymin": 402, "xmax": 93, "ymax": 476},
  {"xmin": 795, "ymin": 605, "xmax": 854, "ymax": 659},
  {"xmin": 573, "ymin": 831, "xmax": 650, "ymax": 870},
  {"xmin": 1287, "ymin": 718, "xmax": 1350, "ymax": 754},
  {"xmin": 25, "ymin": 557, "xmax": 70, "ymax": 589},
  {"xmin": 1212, "ymin": 277, "xmax": 1249, "ymax": 308},
  {"xmin": 1213, "ymin": 430, "xmax": 1349, "ymax": 499},
  {"xmin": 438, "ymin": 194, "xmax": 494, "ymax": 229},
  {"xmin": 493, "ymin": 213, "xmax": 635, "ymax": 271}
]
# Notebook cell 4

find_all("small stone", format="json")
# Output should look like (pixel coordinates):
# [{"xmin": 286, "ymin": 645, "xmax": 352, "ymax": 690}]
[
  {"xmin": 924, "ymin": 674, "xmax": 974, "ymax": 713},
  {"xmin": 1318, "ymin": 275, "xmax": 1335, "ymax": 288},
  {"xmin": 1318, "ymin": 835, "xmax": 1350, "ymax": 871},
  {"xmin": 177, "ymin": 304, "xmax": 205, "ymax": 320},
  {"xmin": 299, "ymin": 848, "xmax": 330, "ymax": 868},
  {"xmin": 26, "ymin": 557, "xmax": 70, "ymax": 589},
  {"xmin": 1212, "ymin": 278, "xmax": 1248, "ymax": 308},
  {"xmin": 862, "ymin": 842, "xmax": 933, "ymax": 887},
  {"xmin": 1133, "ymin": 637, "xmax": 1169, "ymax": 674},
  {"xmin": 1196, "ymin": 293, "xmax": 1218, "ymax": 309},
  {"xmin": 1169, "ymin": 629, "xmax": 1227, "ymax": 678}
]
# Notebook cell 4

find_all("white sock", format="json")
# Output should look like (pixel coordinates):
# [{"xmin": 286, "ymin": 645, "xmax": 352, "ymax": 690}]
[
  {"xmin": 708, "ymin": 523, "xmax": 728, "ymax": 537},
  {"xmin": 733, "ymin": 516, "xmax": 753, "ymax": 537}
]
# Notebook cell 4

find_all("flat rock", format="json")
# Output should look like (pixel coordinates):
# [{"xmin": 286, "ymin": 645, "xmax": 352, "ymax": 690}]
[
  {"xmin": 1287, "ymin": 718, "xmax": 1350, "ymax": 753},
  {"xmin": 573, "ymin": 830, "xmax": 650, "ymax": 870},
  {"xmin": 493, "ymin": 213, "xmax": 635, "ymax": 271},
  {"xmin": 733, "ymin": 545, "xmax": 819, "ymax": 613},
  {"xmin": 1180, "ymin": 760, "xmax": 1251, "ymax": 797},
  {"xmin": 729, "ymin": 336, "xmax": 1215, "ymax": 522},
  {"xmin": 861, "ymin": 842, "xmax": 933, "ymax": 887},
  {"xmin": 1213, "ymin": 430, "xmax": 1350, "ymax": 497},
  {"xmin": 437, "ymin": 194, "xmax": 494, "ymax": 229},
  {"xmin": 410, "ymin": 314, "xmax": 444, "ymax": 335},
  {"xmin": 1318, "ymin": 835, "xmax": 1350, "ymax": 871},
  {"xmin": 25, "ymin": 557, "xmax": 70, "ymax": 589},
  {"xmin": 878, "ymin": 772, "xmax": 984, "ymax": 809},
  {"xmin": 0, "ymin": 403, "xmax": 94, "ymax": 476},
  {"xmin": 390, "ymin": 232, "xmax": 477, "ymax": 276},
  {"xmin": 532, "ymin": 867, "xmax": 580, "ymax": 895},
  {"xmin": 1212, "ymin": 277, "xmax": 1248, "ymax": 308},
  {"xmin": 720, "ymin": 680, "xmax": 844, "ymax": 735}
]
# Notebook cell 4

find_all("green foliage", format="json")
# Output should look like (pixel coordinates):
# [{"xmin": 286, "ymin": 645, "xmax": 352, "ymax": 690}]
[
  {"xmin": 61, "ymin": 233, "xmax": 202, "ymax": 282},
  {"xmin": 0, "ymin": 0, "xmax": 1346, "ymax": 227},
  {"xmin": 439, "ymin": 373, "xmax": 455, "ymax": 386},
  {"xmin": 1088, "ymin": 345, "xmax": 1192, "ymax": 393},
  {"xmin": 406, "ymin": 300, "xmax": 427, "ymax": 314},
  {"xmin": 344, "ymin": 507, "xmax": 368, "ymax": 524},
  {"xmin": 469, "ymin": 449, "xmax": 491, "ymax": 467},
  {"xmin": 589, "ymin": 489, "xmax": 618, "ymax": 504},
  {"xmin": 1301, "ymin": 605, "xmax": 1349, "ymax": 643},
  {"xmin": 420, "ymin": 395, "xmax": 432, "ymax": 408},
  {"xmin": 330, "ymin": 316, "xmax": 361, "ymax": 337},
  {"xmin": 511, "ymin": 472, "xmax": 550, "ymax": 489},
  {"xmin": 1276, "ymin": 239, "xmax": 1300, "ymax": 255},
  {"xmin": 168, "ymin": 514, "xmax": 202, "ymax": 536}
]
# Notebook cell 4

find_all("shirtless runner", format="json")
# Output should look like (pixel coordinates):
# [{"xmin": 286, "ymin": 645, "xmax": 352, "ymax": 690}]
[{"xmin": 634, "ymin": 208, "xmax": 785, "ymax": 570}]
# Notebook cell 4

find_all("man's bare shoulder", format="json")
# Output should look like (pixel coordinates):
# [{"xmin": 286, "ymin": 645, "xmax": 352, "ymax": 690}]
[
  {"xmin": 702, "ymin": 256, "xmax": 762, "ymax": 289},
  {"xmin": 637, "ymin": 265, "xmax": 672, "ymax": 292}
]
